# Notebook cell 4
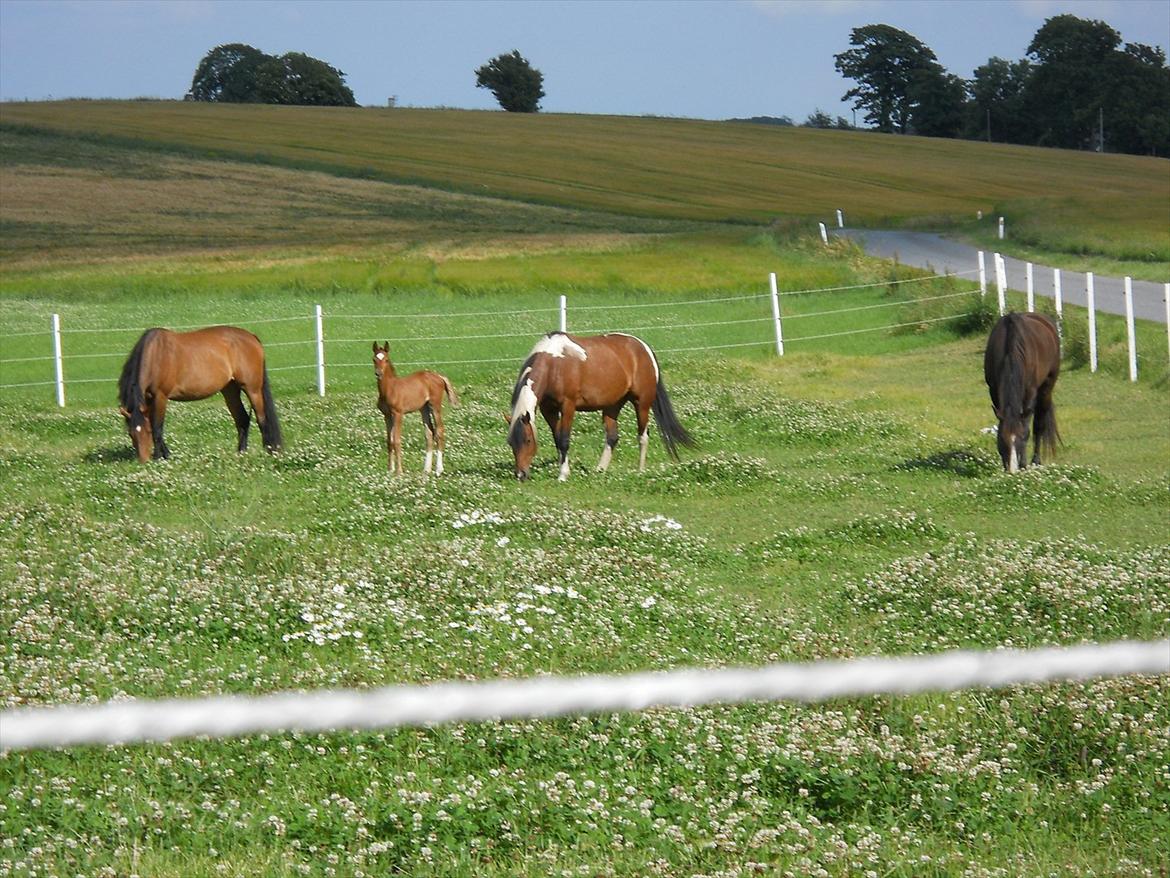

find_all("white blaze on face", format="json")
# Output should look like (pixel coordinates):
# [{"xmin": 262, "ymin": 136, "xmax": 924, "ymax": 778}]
[
  {"xmin": 1008, "ymin": 443, "xmax": 1019, "ymax": 473},
  {"xmin": 531, "ymin": 334, "xmax": 587, "ymax": 360},
  {"xmin": 375, "ymin": 352, "xmax": 386, "ymax": 361}
]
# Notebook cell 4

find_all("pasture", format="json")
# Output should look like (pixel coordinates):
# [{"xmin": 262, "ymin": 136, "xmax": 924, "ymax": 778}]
[{"xmin": 1, "ymin": 106, "xmax": 1168, "ymax": 877}]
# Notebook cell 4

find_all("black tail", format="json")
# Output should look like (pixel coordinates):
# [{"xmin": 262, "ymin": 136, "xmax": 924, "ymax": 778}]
[
  {"xmin": 421, "ymin": 400, "xmax": 436, "ymax": 435},
  {"xmin": 260, "ymin": 367, "xmax": 283, "ymax": 452},
  {"xmin": 1035, "ymin": 394, "xmax": 1060, "ymax": 461},
  {"xmin": 118, "ymin": 329, "xmax": 155, "ymax": 414},
  {"xmin": 651, "ymin": 377, "xmax": 696, "ymax": 460}
]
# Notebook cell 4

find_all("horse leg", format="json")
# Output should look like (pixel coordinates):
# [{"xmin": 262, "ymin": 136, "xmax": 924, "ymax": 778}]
[
  {"xmin": 1032, "ymin": 378, "xmax": 1057, "ymax": 466},
  {"xmin": 421, "ymin": 401, "xmax": 437, "ymax": 475},
  {"xmin": 392, "ymin": 409, "xmax": 405, "ymax": 474},
  {"xmin": 635, "ymin": 400, "xmax": 651, "ymax": 472},
  {"xmin": 554, "ymin": 403, "xmax": 577, "ymax": 481},
  {"xmin": 597, "ymin": 407, "xmax": 621, "ymax": 472},
  {"xmin": 432, "ymin": 398, "xmax": 446, "ymax": 476},
  {"xmin": 388, "ymin": 412, "xmax": 402, "ymax": 475},
  {"xmin": 223, "ymin": 383, "xmax": 251, "ymax": 453},
  {"xmin": 150, "ymin": 395, "xmax": 171, "ymax": 460}
]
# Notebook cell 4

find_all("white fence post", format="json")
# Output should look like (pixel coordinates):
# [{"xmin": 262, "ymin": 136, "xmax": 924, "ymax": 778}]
[
  {"xmin": 1164, "ymin": 283, "xmax": 1170, "ymax": 365},
  {"xmin": 998, "ymin": 216, "xmax": 1005, "ymax": 240},
  {"xmin": 1025, "ymin": 262, "xmax": 1034, "ymax": 312},
  {"xmin": 835, "ymin": 209, "xmax": 844, "ymax": 229},
  {"xmin": 1123, "ymin": 277, "xmax": 1137, "ymax": 382},
  {"xmin": 1086, "ymin": 273, "xmax": 1098, "ymax": 373},
  {"xmin": 315, "ymin": 305, "xmax": 326, "ymax": 397},
  {"xmin": 994, "ymin": 253, "xmax": 1006, "ymax": 316},
  {"xmin": 977, "ymin": 251, "xmax": 986, "ymax": 297},
  {"xmin": 1053, "ymin": 269, "xmax": 1062, "ymax": 319},
  {"xmin": 559, "ymin": 295, "xmax": 567, "ymax": 333},
  {"xmin": 818, "ymin": 222, "xmax": 828, "ymax": 245},
  {"xmin": 51, "ymin": 313, "xmax": 65, "ymax": 408},
  {"xmin": 769, "ymin": 272, "xmax": 784, "ymax": 357}
]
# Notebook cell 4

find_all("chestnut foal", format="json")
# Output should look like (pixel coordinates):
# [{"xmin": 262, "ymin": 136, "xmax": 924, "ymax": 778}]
[{"xmin": 373, "ymin": 342, "xmax": 459, "ymax": 475}]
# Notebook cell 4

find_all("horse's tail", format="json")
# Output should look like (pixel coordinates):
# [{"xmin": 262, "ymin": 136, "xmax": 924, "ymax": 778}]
[
  {"xmin": 1035, "ymin": 385, "xmax": 1060, "ymax": 462},
  {"xmin": 651, "ymin": 376, "xmax": 696, "ymax": 460},
  {"xmin": 260, "ymin": 366, "xmax": 283, "ymax": 452},
  {"xmin": 441, "ymin": 374, "xmax": 459, "ymax": 407},
  {"xmin": 118, "ymin": 329, "xmax": 155, "ymax": 414}
]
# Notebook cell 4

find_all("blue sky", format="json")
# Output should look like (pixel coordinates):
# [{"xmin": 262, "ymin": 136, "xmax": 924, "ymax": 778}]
[{"xmin": 1, "ymin": 0, "xmax": 1167, "ymax": 121}]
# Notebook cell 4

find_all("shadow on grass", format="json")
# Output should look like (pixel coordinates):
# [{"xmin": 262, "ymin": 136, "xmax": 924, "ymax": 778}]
[
  {"xmin": 894, "ymin": 448, "xmax": 993, "ymax": 478},
  {"xmin": 83, "ymin": 444, "xmax": 136, "ymax": 464}
]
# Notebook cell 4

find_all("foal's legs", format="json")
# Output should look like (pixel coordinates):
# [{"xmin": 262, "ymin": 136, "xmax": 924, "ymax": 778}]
[
  {"xmin": 391, "ymin": 409, "xmax": 405, "ymax": 474},
  {"xmin": 222, "ymin": 383, "xmax": 251, "ymax": 453},
  {"xmin": 150, "ymin": 394, "xmax": 171, "ymax": 460},
  {"xmin": 431, "ymin": 397, "xmax": 446, "ymax": 476},
  {"xmin": 597, "ymin": 406, "xmax": 621, "ymax": 472},
  {"xmin": 384, "ymin": 411, "xmax": 397, "ymax": 473}
]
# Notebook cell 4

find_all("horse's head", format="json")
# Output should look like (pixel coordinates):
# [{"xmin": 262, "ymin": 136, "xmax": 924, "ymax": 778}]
[
  {"xmin": 994, "ymin": 404, "xmax": 1030, "ymax": 473},
  {"xmin": 120, "ymin": 405, "xmax": 153, "ymax": 462},
  {"xmin": 372, "ymin": 342, "xmax": 392, "ymax": 382},
  {"xmin": 506, "ymin": 374, "xmax": 539, "ymax": 481}
]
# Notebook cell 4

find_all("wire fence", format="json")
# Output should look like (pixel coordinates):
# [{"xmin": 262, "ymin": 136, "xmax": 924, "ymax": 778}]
[
  {"xmin": 2, "ymin": 639, "xmax": 1165, "ymax": 751},
  {"xmin": 0, "ymin": 268, "xmax": 982, "ymax": 405}
]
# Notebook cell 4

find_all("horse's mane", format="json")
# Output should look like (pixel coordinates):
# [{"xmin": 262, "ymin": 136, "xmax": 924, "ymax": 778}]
[
  {"xmin": 118, "ymin": 328, "xmax": 159, "ymax": 416},
  {"xmin": 509, "ymin": 354, "xmax": 539, "ymax": 410},
  {"xmin": 998, "ymin": 314, "xmax": 1029, "ymax": 428}
]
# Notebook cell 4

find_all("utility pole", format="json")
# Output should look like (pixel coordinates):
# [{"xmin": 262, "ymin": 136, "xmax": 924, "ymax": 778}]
[
  {"xmin": 986, "ymin": 107, "xmax": 991, "ymax": 143},
  {"xmin": 1098, "ymin": 106, "xmax": 1105, "ymax": 153}
]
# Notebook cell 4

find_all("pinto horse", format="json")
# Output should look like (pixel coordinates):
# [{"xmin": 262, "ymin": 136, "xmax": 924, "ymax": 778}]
[
  {"xmin": 984, "ymin": 312, "xmax": 1061, "ymax": 473},
  {"xmin": 118, "ymin": 326, "xmax": 282, "ymax": 462},
  {"xmin": 507, "ymin": 331, "xmax": 694, "ymax": 481},
  {"xmin": 373, "ymin": 342, "xmax": 459, "ymax": 475}
]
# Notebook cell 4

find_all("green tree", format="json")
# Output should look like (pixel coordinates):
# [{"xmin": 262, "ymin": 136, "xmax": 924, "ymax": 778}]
[
  {"xmin": 1023, "ymin": 14, "xmax": 1121, "ymax": 148},
  {"xmin": 834, "ymin": 25, "xmax": 941, "ymax": 133},
  {"xmin": 188, "ymin": 43, "xmax": 268, "ymax": 102},
  {"xmin": 189, "ymin": 45, "xmax": 356, "ymax": 107},
  {"xmin": 908, "ymin": 68, "xmax": 966, "ymax": 138},
  {"xmin": 967, "ymin": 57, "xmax": 1032, "ymax": 143},
  {"xmin": 475, "ymin": 50, "xmax": 545, "ymax": 113},
  {"xmin": 1097, "ymin": 43, "xmax": 1170, "ymax": 156},
  {"xmin": 255, "ymin": 52, "xmax": 356, "ymax": 107}
]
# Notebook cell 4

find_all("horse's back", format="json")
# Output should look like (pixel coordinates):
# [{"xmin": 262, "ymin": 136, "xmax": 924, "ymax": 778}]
[
  {"xmin": 151, "ymin": 326, "xmax": 266, "ymax": 399},
  {"xmin": 570, "ymin": 333, "xmax": 657, "ymax": 407}
]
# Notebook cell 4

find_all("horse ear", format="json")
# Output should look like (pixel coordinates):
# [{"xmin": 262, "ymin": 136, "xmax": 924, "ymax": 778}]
[
  {"xmin": 119, "ymin": 406, "xmax": 131, "ymax": 419},
  {"xmin": 992, "ymin": 404, "xmax": 1002, "ymax": 420},
  {"xmin": 372, "ymin": 342, "xmax": 378, "ymax": 354},
  {"xmin": 521, "ymin": 411, "xmax": 531, "ymax": 425},
  {"xmin": 501, "ymin": 412, "xmax": 511, "ymax": 426}
]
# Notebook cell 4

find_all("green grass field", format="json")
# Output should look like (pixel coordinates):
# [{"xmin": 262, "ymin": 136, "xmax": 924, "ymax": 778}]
[{"xmin": 1, "ymin": 104, "xmax": 1167, "ymax": 878}]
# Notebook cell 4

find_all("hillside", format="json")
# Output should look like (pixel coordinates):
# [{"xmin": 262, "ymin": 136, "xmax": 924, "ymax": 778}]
[{"xmin": 2, "ymin": 101, "xmax": 1167, "ymax": 265}]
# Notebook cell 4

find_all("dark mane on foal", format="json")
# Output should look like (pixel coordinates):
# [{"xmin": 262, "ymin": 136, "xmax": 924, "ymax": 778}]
[{"xmin": 118, "ymin": 328, "xmax": 159, "ymax": 419}]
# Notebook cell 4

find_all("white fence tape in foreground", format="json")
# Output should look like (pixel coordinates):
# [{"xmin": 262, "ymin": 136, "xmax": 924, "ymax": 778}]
[{"xmin": 2, "ymin": 640, "xmax": 1166, "ymax": 751}]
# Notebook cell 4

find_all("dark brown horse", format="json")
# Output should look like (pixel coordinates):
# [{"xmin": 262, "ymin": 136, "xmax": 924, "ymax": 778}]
[
  {"xmin": 507, "ymin": 331, "xmax": 694, "ymax": 481},
  {"xmin": 984, "ymin": 312, "xmax": 1061, "ymax": 473},
  {"xmin": 118, "ymin": 326, "xmax": 282, "ymax": 462},
  {"xmin": 373, "ymin": 342, "xmax": 459, "ymax": 475}
]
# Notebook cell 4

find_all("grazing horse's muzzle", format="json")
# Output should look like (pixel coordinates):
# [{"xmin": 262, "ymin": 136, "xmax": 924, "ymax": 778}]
[{"xmin": 516, "ymin": 468, "xmax": 530, "ymax": 482}]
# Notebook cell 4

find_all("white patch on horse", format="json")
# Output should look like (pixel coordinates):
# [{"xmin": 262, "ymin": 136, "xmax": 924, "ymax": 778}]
[
  {"xmin": 559, "ymin": 458, "xmax": 570, "ymax": 481},
  {"xmin": 424, "ymin": 450, "xmax": 434, "ymax": 473},
  {"xmin": 435, "ymin": 450, "xmax": 444, "ymax": 476},
  {"xmin": 608, "ymin": 332, "xmax": 659, "ymax": 382},
  {"xmin": 375, "ymin": 352, "xmax": 386, "ymax": 361},
  {"xmin": 531, "ymin": 334, "xmax": 587, "ymax": 360},
  {"xmin": 1008, "ymin": 444, "xmax": 1019, "ymax": 473}
]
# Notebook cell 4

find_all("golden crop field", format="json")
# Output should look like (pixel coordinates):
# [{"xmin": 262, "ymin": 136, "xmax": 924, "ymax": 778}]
[{"xmin": 3, "ymin": 100, "xmax": 1167, "ymax": 259}]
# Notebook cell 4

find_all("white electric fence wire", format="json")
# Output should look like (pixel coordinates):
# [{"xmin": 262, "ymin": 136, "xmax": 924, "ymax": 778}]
[
  {"xmin": 1, "ymin": 640, "xmax": 1164, "ymax": 752},
  {"xmin": 788, "ymin": 312, "xmax": 970, "ymax": 342},
  {"xmin": 0, "ymin": 272, "xmax": 974, "ymax": 342}
]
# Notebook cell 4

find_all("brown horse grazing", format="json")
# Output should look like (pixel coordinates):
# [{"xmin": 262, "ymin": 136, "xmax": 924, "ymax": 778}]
[
  {"xmin": 118, "ymin": 326, "xmax": 282, "ymax": 462},
  {"xmin": 507, "ymin": 331, "xmax": 694, "ymax": 481},
  {"xmin": 373, "ymin": 342, "xmax": 459, "ymax": 475},
  {"xmin": 984, "ymin": 312, "xmax": 1061, "ymax": 473}
]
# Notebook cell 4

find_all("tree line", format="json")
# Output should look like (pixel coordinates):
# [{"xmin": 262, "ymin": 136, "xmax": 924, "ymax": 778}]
[{"xmin": 834, "ymin": 14, "xmax": 1169, "ymax": 156}]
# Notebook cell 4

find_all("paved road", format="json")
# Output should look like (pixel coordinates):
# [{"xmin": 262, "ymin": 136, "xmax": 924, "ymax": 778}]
[{"xmin": 836, "ymin": 229, "xmax": 1169, "ymax": 325}]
